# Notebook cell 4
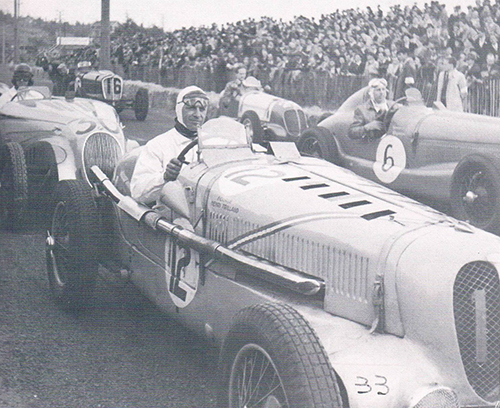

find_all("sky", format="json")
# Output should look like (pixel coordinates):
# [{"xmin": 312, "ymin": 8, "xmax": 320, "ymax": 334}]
[{"xmin": 0, "ymin": 0, "xmax": 478, "ymax": 31}]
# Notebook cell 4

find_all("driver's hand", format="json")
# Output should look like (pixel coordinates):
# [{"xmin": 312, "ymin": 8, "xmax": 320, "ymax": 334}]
[
  {"xmin": 163, "ymin": 158, "xmax": 183, "ymax": 182},
  {"xmin": 364, "ymin": 120, "xmax": 385, "ymax": 132}
]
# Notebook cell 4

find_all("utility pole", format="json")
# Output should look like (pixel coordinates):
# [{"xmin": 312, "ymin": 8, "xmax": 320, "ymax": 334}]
[
  {"xmin": 100, "ymin": 0, "xmax": 111, "ymax": 70},
  {"xmin": 2, "ymin": 24, "xmax": 5, "ymax": 64},
  {"xmin": 13, "ymin": 0, "xmax": 19, "ymax": 63}
]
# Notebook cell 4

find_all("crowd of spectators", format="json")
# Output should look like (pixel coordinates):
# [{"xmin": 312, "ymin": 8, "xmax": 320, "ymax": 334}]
[{"xmin": 105, "ymin": 0, "xmax": 500, "ymax": 95}]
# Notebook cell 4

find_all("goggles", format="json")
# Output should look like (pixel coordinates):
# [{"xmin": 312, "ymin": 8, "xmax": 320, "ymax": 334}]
[{"xmin": 179, "ymin": 96, "xmax": 209, "ymax": 110}]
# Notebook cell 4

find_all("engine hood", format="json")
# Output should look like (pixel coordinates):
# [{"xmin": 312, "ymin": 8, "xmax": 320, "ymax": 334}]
[
  {"xmin": 191, "ymin": 155, "xmax": 484, "ymax": 328},
  {"xmin": 392, "ymin": 104, "xmax": 500, "ymax": 144}
]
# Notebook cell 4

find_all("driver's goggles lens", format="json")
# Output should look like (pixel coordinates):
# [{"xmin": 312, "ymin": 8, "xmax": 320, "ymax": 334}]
[{"xmin": 181, "ymin": 97, "xmax": 209, "ymax": 110}]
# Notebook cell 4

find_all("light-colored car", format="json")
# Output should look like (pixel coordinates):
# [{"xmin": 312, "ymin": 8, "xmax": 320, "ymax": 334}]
[
  {"xmin": 0, "ymin": 83, "xmax": 134, "ymax": 229},
  {"xmin": 298, "ymin": 87, "xmax": 500, "ymax": 235},
  {"xmin": 219, "ymin": 83, "xmax": 309, "ymax": 143},
  {"xmin": 47, "ymin": 117, "xmax": 500, "ymax": 408}
]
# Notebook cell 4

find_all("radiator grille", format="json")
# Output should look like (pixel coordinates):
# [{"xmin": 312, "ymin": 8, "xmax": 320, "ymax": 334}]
[
  {"xmin": 83, "ymin": 133, "xmax": 122, "ymax": 184},
  {"xmin": 453, "ymin": 261, "xmax": 500, "ymax": 401}
]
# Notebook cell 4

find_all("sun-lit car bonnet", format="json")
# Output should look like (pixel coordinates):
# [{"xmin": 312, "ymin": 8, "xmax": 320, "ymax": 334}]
[{"xmin": 90, "ymin": 100, "xmax": 121, "ymax": 133}]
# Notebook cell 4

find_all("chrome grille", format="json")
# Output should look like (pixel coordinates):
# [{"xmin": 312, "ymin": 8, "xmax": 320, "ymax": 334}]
[
  {"xmin": 453, "ymin": 261, "xmax": 500, "ymax": 401},
  {"xmin": 83, "ymin": 133, "xmax": 122, "ymax": 184},
  {"xmin": 283, "ymin": 110, "xmax": 305, "ymax": 136},
  {"xmin": 412, "ymin": 388, "xmax": 458, "ymax": 408}
]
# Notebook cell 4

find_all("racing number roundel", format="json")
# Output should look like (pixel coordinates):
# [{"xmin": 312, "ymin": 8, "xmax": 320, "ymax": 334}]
[
  {"xmin": 373, "ymin": 135, "xmax": 406, "ymax": 184},
  {"xmin": 165, "ymin": 218, "xmax": 199, "ymax": 308}
]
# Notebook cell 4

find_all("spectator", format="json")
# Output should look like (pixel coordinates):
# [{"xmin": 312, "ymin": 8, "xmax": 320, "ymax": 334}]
[
  {"xmin": 435, "ymin": 56, "xmax": 468, "ymax": 111},
  {"xmin": 393, "ymin": 48, "xmax": 416, "ymax": 99}
]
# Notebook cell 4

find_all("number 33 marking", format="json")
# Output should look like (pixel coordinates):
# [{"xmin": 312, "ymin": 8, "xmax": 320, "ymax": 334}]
[{"xmin": 355, "ymin": 375, "xmax": 389, "ymax": 395}]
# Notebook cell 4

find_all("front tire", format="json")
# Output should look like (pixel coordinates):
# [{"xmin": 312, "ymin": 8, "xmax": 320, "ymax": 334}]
[
  {"xmin": 134, "ymin": 88, "xmax": 149, "ymax": 121},
  {"xmin": 219, "ymin": 303, "xmax": 343, "ymax": 408},
  {"xmin": 241, "ymin": 111, "xmax": 263, "ymax": 143},
  {"xmin": 450, "ymin": 155, "xmax": 500, "ymax": 233},
  {"xmin": 0, "ymin": 142, "xmax": 28, "ymax": 231},
  {"xmin": 46, "ymin": 180, "xmax": 99, "ymax": 309},
  {"xmin": 297, "ymin": 127, "xmax": 337, "ymax": 163}
]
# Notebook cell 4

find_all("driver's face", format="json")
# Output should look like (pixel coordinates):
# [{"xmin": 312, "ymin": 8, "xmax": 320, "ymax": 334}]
[
  {"xmin": 371, "ymin": 86, "xmax": 387, "ymax": 104},
  {"xmin": 181, "ymin": 102, "xmax": 207, "ymax": 131}
]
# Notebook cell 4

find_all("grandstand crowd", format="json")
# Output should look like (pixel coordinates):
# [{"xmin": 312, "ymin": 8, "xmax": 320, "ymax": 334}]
[{"xmin": 107, "ymin": 0, "xmax": 500, "ymax": 92}]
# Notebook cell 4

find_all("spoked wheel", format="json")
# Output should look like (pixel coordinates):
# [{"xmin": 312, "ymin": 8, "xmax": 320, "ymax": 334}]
[
  {"xmin": 297, "ymin": 127, "xmax": 337, "ymax": 163},
  {"xmin": 0, "ymin": 142, "xmax": 28, "ymax": 231},
  {"xmin": 219, "ymin": 303, "xmax": 343, "ymax": 408},
  {"xmin": 229, "ymin": 343, "xmax": 288, "ymax": 407},
  {"xmin": 46, "ymin": 180, "xmax": 99, "ymax": 309},
  {"xmin": 451, "ymin": 155, "xmax": 500, "ymax": 233}
]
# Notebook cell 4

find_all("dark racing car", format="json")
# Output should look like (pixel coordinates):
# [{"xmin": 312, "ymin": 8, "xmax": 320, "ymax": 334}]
[
  {"xmin": 298, "ymin": 86, "xmax": 500, "ymax": 234},
  {"xmin": 74, "ymin": 62, "xmax": 149, "ymax": 121}
]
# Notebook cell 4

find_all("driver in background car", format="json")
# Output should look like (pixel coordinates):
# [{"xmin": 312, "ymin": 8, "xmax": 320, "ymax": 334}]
[
  {"xmin": 130, "ymin": 86, "xmax": 209, "ymax": 204},
  {"xmin": 0, "ymin": 63, "xmax": 34, "ymax": 106},
  {"xmin": 348, "ymin": 78, "xmax": 392, "ymax": 140}
]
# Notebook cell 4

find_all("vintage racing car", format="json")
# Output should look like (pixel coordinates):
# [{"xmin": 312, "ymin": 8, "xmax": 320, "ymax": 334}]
[
  {"xmin": 218, "ymin": 78, "xmax": 309, "ymax": 144},
  {"xmin": 0, "ymin": 82, "xmax": 133, "ymax": 229},
  {"xmin": 298, "ymin": 87, "xmax": 500, "ymax": 235},
  {"xmin": 75, "ymin": 66, "xmax": 149, "ymax": 121},
  {"xmin": 46, "ymin": 116, "xmax": 500, "ymax": 408}
]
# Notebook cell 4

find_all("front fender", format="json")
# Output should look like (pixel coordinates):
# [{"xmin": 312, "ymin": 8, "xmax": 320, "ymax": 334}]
[{"xmin": 37, "ymin": 136, "xmax": 77, "ymax": 180}]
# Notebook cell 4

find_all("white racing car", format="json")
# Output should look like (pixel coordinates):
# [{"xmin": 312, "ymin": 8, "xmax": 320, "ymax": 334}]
[
  {"xmin": 47, "ymin": 117, "xmax": 500, "ymax": 408},
  {"xmin": 218, "ymin": 77, "xmax": 309, "ymax": 144}
]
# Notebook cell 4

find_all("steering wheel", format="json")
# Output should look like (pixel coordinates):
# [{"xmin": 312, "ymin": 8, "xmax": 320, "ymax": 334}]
[
  {"xmin": 383, "ymin": 96, "xmax": 407, "ymax": 129},
  {"xmin": 177, "ymin": 138, "xmax": 198, "ymax": 165}
]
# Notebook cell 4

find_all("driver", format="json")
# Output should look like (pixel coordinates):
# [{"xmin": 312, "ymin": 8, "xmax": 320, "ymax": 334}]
[
  {"xmin": 348, "ymin": 78, "xmax": 391, "ymax": 140},
  {"xmin": 130, "ymin": 86, "xmax": 209, "ymax": 204},
  {"xmin": 0, "ymin": 63, "xmax": 34, "ymax": 106}
]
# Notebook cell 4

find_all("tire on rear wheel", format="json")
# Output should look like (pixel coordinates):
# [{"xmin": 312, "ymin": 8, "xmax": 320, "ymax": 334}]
[
  {"xmin": 450, "ymin": 155, "xmax": 500, "ymax": 234},
  {"xmin": 0, "ymin": 142, "xmax": 28, "ymax": 231},
  {"xmin": 134, "ymin": 88, "xmax": 149, "ymax": 121},
  {"xmin": 46, "ymin": 180, "xmax": 99, "ymax": 309},
  {"xmin": 297, "ymin": 127, "xmax": 338, "ymax": 164},
  {"xmin": 218, "ymin": 302, "xmax": 344, "ymax": 408}
]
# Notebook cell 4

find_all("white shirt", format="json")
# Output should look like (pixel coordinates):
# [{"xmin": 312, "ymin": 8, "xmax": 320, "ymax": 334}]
[
  {"xmin": 130, "ymin": 127, "xmax": 197, "ymax": 204},
  {"xmin": 436, "ymin": 68, "xmax": 468, "ymax": 112}
]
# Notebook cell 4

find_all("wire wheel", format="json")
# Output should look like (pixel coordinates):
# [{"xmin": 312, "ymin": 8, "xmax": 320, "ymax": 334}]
[
  {"xmin": 46, "ymin": 180, "xmax": 99, "ymax": 309},
  {"xmin": 229, "ymin": 343, "xmax": 288, "ymax": 408}
]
